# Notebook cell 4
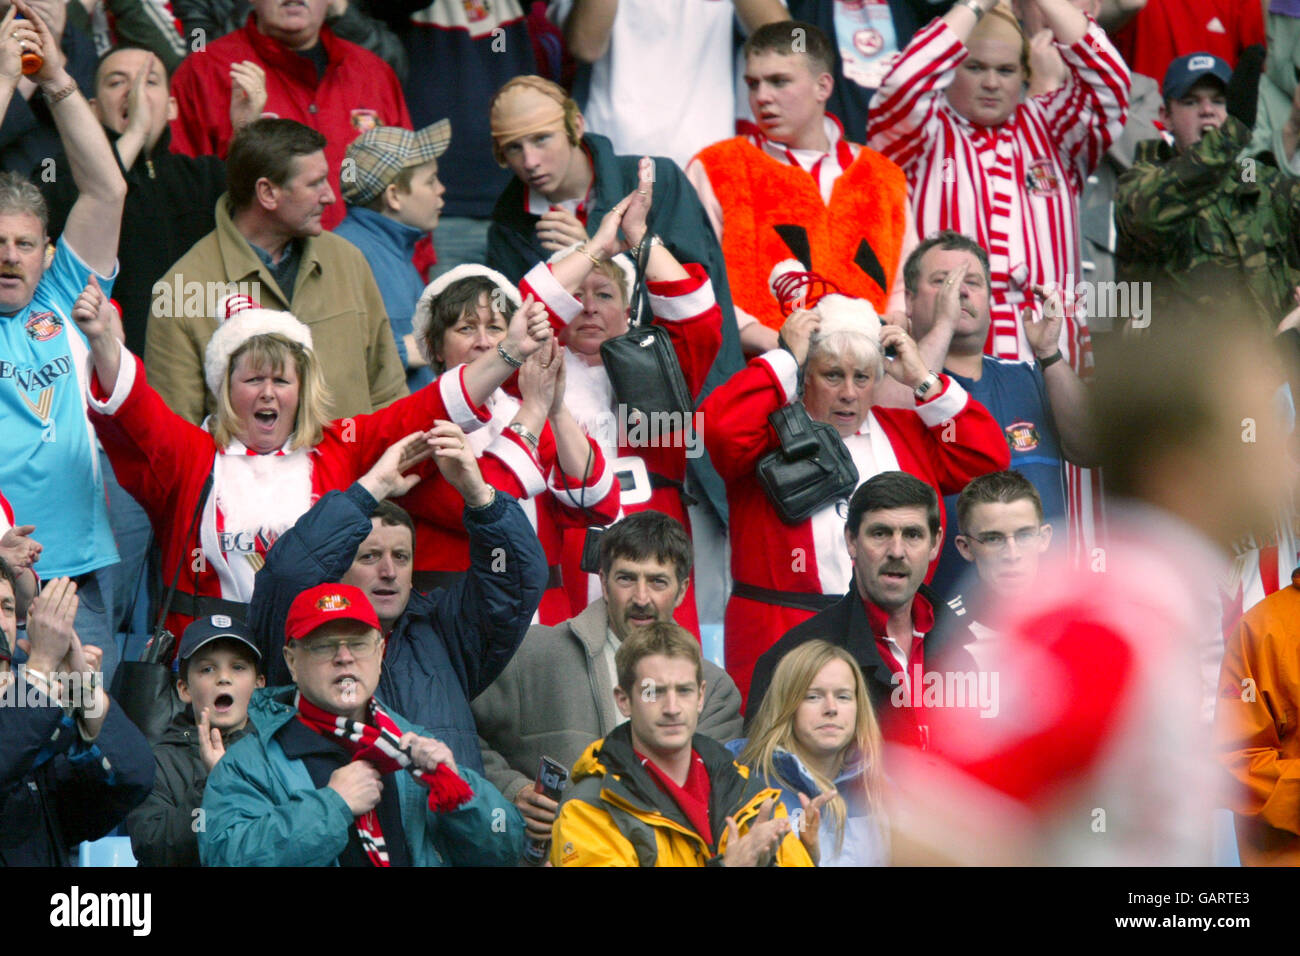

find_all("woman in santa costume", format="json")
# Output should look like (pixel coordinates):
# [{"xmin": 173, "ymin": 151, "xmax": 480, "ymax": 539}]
[
  {"xmin": 73, "ymin": 276, "xmax": 555, "ymax": 652},
  {"xmin": 399, "ymin": 262, "xmax": 620, "ymax": 625},
  {"xmin": 701, "ymin": 265, "xmax": 1010, "ymax": 704},
  {"xmin": 516, "ymin": 161, "xmax": 722, "ymax": 635}
]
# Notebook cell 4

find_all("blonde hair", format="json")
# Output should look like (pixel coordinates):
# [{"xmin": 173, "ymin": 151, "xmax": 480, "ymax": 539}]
[
  {"xmin": 740, "ymin": 641, "xmax": 884, "ymax": 856},
  {"xmin": 211, "ymin": 333, "xmax": 332, "ymax": 451},
  {"xmin": 591, "ymin": 258, "xmax": 629, "ymax": 307}
]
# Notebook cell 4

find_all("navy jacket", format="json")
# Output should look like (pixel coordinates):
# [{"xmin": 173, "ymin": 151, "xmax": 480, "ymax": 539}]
[
  {"xmin": 487, "ymin": 131, "xmax": 741, "ymax": 523},
  {"xmin": 247, "ymin": 483, "xmax": 547, "ymax": 773},
  {"xmin": 0, "ymin": 677, "xmax": 155, "ymax": 866}
]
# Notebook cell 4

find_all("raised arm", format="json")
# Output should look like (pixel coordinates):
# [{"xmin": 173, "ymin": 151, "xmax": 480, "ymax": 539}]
[
  {"xmin": 561, "ymin": 0, "xmax": 617, "ymax": 63},
  {"xmin": 21, "ymin": 0, "xmax": 124, "ymax": 275}
]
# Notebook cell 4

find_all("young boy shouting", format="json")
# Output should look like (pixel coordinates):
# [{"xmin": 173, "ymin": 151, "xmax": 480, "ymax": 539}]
[{"xmin": 126, "ymin": 615, "xmax": 264, "ymax": 866}]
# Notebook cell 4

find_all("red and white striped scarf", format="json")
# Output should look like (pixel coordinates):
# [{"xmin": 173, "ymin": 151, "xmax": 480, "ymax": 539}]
[{"xmin": 294, "ymin": 693, "xmax": 474, "ymax": 867}]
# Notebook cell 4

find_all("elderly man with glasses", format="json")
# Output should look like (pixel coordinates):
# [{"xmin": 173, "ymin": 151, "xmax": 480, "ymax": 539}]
[{"xmin": 199, "ymin": 580, "xmax": 526, "ymax": 867}]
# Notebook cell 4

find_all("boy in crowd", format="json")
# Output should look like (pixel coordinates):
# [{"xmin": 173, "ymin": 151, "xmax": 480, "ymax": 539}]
[
  {"xmin": 334, "ymin": 121, "xmax": 450, "ymax": 392},
  {"xmin": 126, "ymin": 615, "xmax": 264, "ymax": 867}
]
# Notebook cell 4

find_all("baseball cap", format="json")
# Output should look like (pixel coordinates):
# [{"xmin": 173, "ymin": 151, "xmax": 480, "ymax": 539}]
[
  {"xmin": 177, "ymin": 614, "xmax": 262, "ymax": 666},
  {"xmin": 1162, "ymin": 53, "xmax": 1232, "ymax": 101},
  {"xmin": 284, "ymin": 583, "xmax": 380, "ymax": 644},
  {"xmin": 342, "ymin": 120, "xmax": 451, "ymax": 206}
]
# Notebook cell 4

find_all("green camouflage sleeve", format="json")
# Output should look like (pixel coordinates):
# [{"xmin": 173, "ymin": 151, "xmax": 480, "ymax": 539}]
[{"xmin": 1116, "ymin": 116, "xmax": 1251, "ymax": 259}]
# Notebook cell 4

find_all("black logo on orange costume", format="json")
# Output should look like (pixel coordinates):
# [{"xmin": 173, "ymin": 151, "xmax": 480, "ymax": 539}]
[
  {"xmin": 24, "ymin": 311, "xmax": 61, "ymax": 342},
  {"xmin": 1005, "ymin": 420, "xmax": 1041, "ymax": 452}
]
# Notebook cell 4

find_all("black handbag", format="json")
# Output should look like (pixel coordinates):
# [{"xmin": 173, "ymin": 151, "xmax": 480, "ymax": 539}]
[
  {"xmin": 110, "ymin": 472, "xmax": 213, "ymax": 743},
  {"xmin": 756, "ymin": 402, "xmax": 859, "ymax": 524},
  {"xmin": 598, "ymin": 230, "xmax": 695, "ymax": 419}
]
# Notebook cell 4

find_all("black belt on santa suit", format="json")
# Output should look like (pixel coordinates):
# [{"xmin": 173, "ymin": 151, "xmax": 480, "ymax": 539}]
[
  {"xmin": 168, "ymin": 591, "xmax": 251, "ymax": 622},
  {"xmin": 729, "ymin": 581, "xmax": 838, "ymax": 614},
  {"xmin": 412, "ymin": 564, "xmax": 563, "ymax": 594}
]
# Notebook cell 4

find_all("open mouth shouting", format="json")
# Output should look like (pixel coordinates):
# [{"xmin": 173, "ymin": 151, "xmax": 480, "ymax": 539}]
[{"xmin": 212, "ymin": 693, "xmax": 235, "ymax": 714}]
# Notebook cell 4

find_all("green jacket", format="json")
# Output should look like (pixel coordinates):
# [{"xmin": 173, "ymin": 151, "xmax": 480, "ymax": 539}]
[
  {"xmin": 1116, "ymin": 115, "xmax": 1300, "ymax": 328},
  {"xmin": 198, "ymin": 687, "xmax": 526, "ymax": 867}
]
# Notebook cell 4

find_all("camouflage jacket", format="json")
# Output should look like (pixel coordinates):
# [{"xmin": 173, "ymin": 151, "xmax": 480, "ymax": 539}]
[{"xmin": 1115, "ymin": 115, "xmax": 1300, "ymax": 328}]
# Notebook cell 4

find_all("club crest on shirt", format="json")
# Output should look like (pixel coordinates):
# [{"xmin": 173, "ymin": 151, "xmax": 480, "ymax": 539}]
[
  {"xmin": 1025, "ymin": 159, "xmax": 1061, "ymax": 197},
  {"xmin": 350, "ymin": 109, "xmax": 381, "ymax": 133},
  {"xmin": 24, "ymin": 311, "xmax": 61, "ymax": 342},
  {"xmin": 462, "ymin": 0, "xmax": 490, "ymax": 21},
  {"xmin": 853, "ymin": 28, "xmax": 884, "ymax": 57},
  {"xmin": 1005, "ymin": 420, "xmax": 1041, "ymax": 453}
]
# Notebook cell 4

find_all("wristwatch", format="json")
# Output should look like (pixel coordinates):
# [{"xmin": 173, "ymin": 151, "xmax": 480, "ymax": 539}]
[
  {"xmin": 957, "ymin": 0, "xmax": 987, "ymax": 20},
  {"xmin": 507, "ymin": 422, "xmax": 540, "ymax": 450},
  {"xmin": 914, "ymin": 371, "xmax": 941, "ymax": 400},
  {"xmin": 1037, "ymin": 350, "xmax": 1064, "ymax": 370}
]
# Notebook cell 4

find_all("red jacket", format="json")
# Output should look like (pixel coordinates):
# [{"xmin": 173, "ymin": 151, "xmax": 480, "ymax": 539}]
[
  {"xmin": 701, "ymin": 350, "xmax": 1010, "ymax": 701},
  {"xmin": 168, "ymin": 14, "xmax": 412, "ymax": 231},
  {"xmin": 88, "ymin": 354, "xmax": 487, "ymax": 646},
  {"xmin": 397, "ymin": 374, "xmax": 620, "ymax": 626}
]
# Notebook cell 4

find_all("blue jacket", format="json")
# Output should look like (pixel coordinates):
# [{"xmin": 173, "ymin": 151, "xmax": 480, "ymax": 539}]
[
  {"xmin": 335, "ymin": 207, "xmax": 434, "ymax": 392},
  {"xmin": 199, "ymin": 686, "xmax": 526, "ymax": 866},
  {"xmin": 0, "ymin": 676, "xmax": 155, "ymax": 866},
  {"xmin": 726, "ymin": 739, "xmax": 889, "ymax": 867},
  {"xmin": 248, "ymin": 482, "xmax": 547, "ymax": 774}
]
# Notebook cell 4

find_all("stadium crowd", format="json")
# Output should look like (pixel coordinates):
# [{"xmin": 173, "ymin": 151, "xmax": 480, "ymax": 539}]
[{"xmin": 1, "ymin": 0, "xmax": 1298, "ymax": 867}]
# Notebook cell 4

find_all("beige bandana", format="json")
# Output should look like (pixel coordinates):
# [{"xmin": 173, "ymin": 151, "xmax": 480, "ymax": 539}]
[{"xmin": 490, "ymin": 76, "xmax": 568, "ymax": 147}]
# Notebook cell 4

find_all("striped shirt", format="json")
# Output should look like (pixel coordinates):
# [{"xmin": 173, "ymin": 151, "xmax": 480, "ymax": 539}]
[{"xmin": 868, "ymin": 17, "xmax": 1130, "ymax": 369}]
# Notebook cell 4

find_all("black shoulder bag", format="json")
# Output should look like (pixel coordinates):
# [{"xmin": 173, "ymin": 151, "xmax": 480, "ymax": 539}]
[
  {"xmin": 110, "ymin": 472, "xmax": 213, "ymax": 743},
  {"xmin": 598, "ymin": 234, "xmax": 695, "ymax": 419},
  {"xmin": 755, "ymin": 382, "xmax": 859, "ymax": 525}
]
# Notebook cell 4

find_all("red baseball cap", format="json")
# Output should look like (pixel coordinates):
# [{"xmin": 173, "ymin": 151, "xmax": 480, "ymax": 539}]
[{"xmin": 284, "ymin": 583, "xmax": 380, "ymax": 644}]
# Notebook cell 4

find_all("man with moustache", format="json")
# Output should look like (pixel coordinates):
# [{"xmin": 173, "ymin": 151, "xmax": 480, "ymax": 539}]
[
  {"xmin": 472, "ymin": 511, "xmax": 742, "ymax": 846},
  {"xmin": 746, "ymin": 471, "xmax": 977, "ymax": 748}
]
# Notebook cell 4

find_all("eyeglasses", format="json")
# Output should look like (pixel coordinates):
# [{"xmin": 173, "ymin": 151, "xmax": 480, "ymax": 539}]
[
  {"xmin": 297, "ymin": 636, "xmax": 381, "ymax": 661},
  {"xmin": 964, "ymin": 529, "xmax": 1042, "ymax": 552}
]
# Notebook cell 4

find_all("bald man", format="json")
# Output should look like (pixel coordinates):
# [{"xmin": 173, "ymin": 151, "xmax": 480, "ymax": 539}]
[{"xmin": 483, "ymin": 74, "xmax": 744, "ymax": 536}]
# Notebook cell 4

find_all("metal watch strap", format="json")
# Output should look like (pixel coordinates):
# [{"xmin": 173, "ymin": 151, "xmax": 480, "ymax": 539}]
[
  {"xmin": 914, "ymin": 371, "xmax": 941, "ymax": 400},
  {"xmin": 957, "ymin": 0, "xmax": 986, "ymax": 19}
]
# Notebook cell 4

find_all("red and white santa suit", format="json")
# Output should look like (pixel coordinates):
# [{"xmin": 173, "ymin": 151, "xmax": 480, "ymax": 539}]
[
  {"xmin": 700, "ymin": 295, "xmax": 1010, "ymax": 702},
  {"xmin": 397, "ymin": 265, "xmax": 620, "ymax": 625},
  {"xmin": 520, "ymin": 258, "xmax": 723, "ymax": 636},
  {"xmin": 86, "ymin": 300, "xmax": 490, "ymax": 650},
  {"xmin": 884, "ymin": 503, "xmax": 1220, "ymax": 865},
  {"xmin": 869, "ymin": 16, "xmax": 1129, "ymax": 560}
]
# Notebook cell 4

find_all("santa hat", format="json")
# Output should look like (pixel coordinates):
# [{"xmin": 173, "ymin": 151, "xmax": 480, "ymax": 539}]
[
  {"xmin": 204, "ymin": 294, "xmax": 313, "ymax": 397},
  {"xmin": 768, "ymin": 259, "xmax": 882, "ymax": 343},
  {"xmin": 413, "ymin": 264, "xmax": 522, "ymax": 366}
]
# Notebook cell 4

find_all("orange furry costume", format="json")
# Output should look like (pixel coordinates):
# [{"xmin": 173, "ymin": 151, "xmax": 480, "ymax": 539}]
[{"xmin": 692, "ymin": 137, "xmax": 909, "ymax": 330}]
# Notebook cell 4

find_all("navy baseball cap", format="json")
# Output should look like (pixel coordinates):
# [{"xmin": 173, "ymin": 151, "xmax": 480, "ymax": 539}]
[
  {"xmin": 1162, "ymin": 53, "xmax": 1232, "ymax": 100},
  {"xmin": 177, "ymin": 614, "xmax": 261, "ymax": 667}
]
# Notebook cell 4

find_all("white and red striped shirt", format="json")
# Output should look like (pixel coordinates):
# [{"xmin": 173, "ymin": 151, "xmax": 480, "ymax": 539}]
[{"xmin": 868, "ymin": 17, "xmax": 1130, "ymax": 368}]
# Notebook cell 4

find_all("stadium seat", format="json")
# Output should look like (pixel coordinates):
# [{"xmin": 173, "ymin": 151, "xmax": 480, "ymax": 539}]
[
  {"xmin": 699, "ymin": 624, "xmax": 724, "ymax": 669},
  {"xmin": 78, "ymin": 836, "xmax": 137, "ymax": 867}
]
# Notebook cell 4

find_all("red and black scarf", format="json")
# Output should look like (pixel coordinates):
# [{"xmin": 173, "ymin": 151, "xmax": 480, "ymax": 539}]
[{"xmin": 295, "ymin": 693, "xmax": 474, "ymax": 866}]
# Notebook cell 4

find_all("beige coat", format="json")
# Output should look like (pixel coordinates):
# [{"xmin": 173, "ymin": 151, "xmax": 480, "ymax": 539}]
[
  {"xmin": 472, "ymin": 598, "xmax": 743, "ymax": 800},
  {"xmin": 144, "ymin": 194, "xmax": 407, "ymax": 424}
]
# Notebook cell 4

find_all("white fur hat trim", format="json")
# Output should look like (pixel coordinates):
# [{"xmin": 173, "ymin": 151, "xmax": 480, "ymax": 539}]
[
  {"xmin": 413, "ymin": 264, "xmax": 522, "ymax": 366},
  {"xmin": 204, "ymin": 294, "xmax": 313, "ymax": 398}
]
